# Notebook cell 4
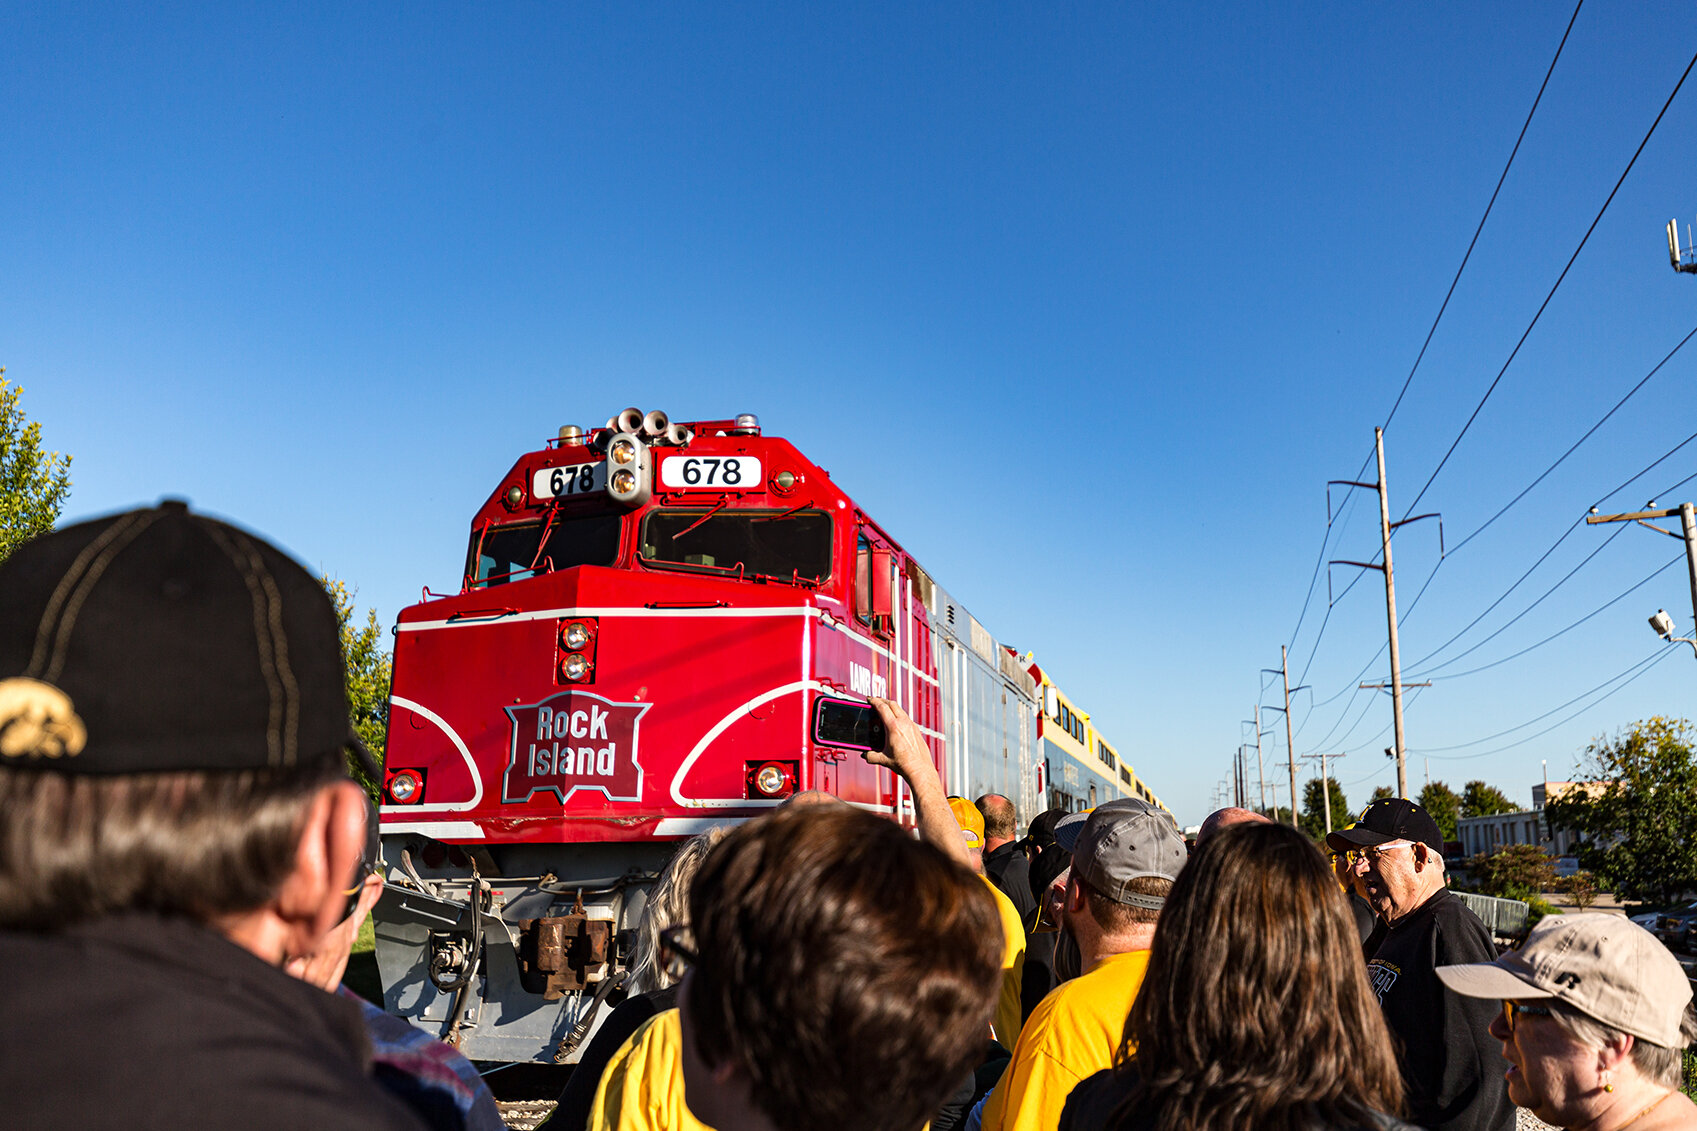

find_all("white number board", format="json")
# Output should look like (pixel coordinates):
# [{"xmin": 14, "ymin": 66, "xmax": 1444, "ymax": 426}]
[
  {"xmin": 533, "ymin": 461, "xmax": 607, "ymax": 499},
  {"xmin": 659, "ymin": 455, "xmax": 762, "ymax": 490}
]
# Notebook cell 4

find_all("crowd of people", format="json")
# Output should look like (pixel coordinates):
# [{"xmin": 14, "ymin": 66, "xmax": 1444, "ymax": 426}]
[{"xmin": 1, "ymin": 503, "xmax": 1695, "ymax": 1131}]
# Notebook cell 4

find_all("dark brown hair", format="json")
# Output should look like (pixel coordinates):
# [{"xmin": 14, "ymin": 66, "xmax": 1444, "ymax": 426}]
[
  {"xmin": 685, "ymin": 804, "xmax": 1002, "ymax": 1131},
  {"xmin": 1111, "ymin": 822, "xmax": 1404, "ymax": 1131},
  {"xmin": 0, "ymin": 763, "xmax": 341, "ymax": 929}
]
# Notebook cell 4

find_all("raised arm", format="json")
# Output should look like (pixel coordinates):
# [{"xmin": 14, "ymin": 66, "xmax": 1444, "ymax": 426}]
[{"xmin": 865, "ymin": 697, "xmax": 974, "ymax": 871}]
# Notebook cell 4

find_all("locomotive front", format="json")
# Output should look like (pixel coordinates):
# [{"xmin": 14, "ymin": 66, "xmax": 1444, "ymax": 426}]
[{"xmin": 372, "ymin": 408, "xmax": 877, "ymax": 1063}]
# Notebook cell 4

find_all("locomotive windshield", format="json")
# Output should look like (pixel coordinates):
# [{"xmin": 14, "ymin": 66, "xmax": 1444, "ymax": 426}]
[
  {"xmin": 639, "ymin": 508, "xmax": 832, "ymax": 586},
  {"xmin": 468, "ymin": 513, "xmax": 622, "ymax": 586}
]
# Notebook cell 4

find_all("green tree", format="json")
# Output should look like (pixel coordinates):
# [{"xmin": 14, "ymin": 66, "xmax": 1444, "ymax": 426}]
[
  {"xmin": 1419, "ymin": 780, "xmax": 1462, "ymax": 842},
  {"xmin": 1299, "ymin": 777, "xmax": 1351, "ymax": 840},
  {"xmin": 1464, "ymin": 843, "xmax": 1557, "ymax": 901},
  {"xmin": 1560, "ymin": 871, "xmax": 1599, "ymax": 911},
  {"xmin": 0, "ymin": 372, "xmax": 72, "ymax": 563},
  {"xmin": 1546, "ymin": 717, "xmax": 1697, "ymax": 906},
  {"xmin": 1370, "ymin": 785, "xmax": 1395, "ymax": 803},
  {"xmin": 1461, "ymin": 780, "xmax": 1520, "ymax": 818},
  {"xmin": 323, "ymin": 577, "xmax": 391, "ymax": 801}
]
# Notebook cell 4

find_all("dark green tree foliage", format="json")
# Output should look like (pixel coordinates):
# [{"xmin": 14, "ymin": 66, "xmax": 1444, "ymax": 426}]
[
  {"xmin": 0, "ymin": 374, "xmax": 72, "ymax": 563},
  {"xmin": 1370, "ymin": 785, "xmax": 1395, "ymax": 803},
  {"xmin": 323, "ymin": 577, "xmax": 392, "ymax": 801},
  {"xmin": 1419, "ymin": 781, "xmax": 1462, "ymax": 842},
  {"xmin": 1464, "ymin": 844, "xmax": 1556, "ymax": 901},
  {"xmin": 1461, "ymin": 780, "xmax": 1520, "ymax": 818},
  {"xmin": 1546, "ymin": 717, "xmax": 1697, "ymax": 906},
  {"xmin": 1299, "ymin": 777, "xmax": 1351, "ymax": 840}
]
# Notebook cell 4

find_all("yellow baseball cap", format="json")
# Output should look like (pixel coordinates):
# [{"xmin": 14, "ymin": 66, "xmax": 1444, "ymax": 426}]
[{"xmin": 948, "ymin": 797, "xmax": 984, "ymax": 848}]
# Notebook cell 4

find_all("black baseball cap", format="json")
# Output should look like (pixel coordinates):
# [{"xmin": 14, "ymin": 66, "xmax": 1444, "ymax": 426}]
[
  {"xmin": 0, "ymin": 501, "xmax": 372, "ymax": 777},
  {"xmin": 1325, "ymin": 797, "xmax": 1444, "ymax": 854}
]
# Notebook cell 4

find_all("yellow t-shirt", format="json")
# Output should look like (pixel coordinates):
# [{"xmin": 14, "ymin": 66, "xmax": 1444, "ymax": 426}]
[
  {"xmin": 981, "ymin": 875, "xmax": 1027, "ymax": 1050},
  {"xmin": 588, "ymin": 1009, "xmax": 714, "ymax": 1131},
  {"xmin": 978, "ymin": 947, "xmax": 1150, "ymax": 1131}
]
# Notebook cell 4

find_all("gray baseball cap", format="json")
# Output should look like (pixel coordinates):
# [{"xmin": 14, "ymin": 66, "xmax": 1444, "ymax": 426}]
[
  {"xmin": 1436, "ymin": 912, "xmax": 1692, "ymax": 1048},
  {"xmin": 1056, "ymin": 799, "xmax": 1187, "ymax": 911}
]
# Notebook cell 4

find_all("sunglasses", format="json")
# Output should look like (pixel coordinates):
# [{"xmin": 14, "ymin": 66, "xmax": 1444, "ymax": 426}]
[
  {"xmin": 1502, "ymin": 1001, "xmax": 1554, "ymax": 1033},
  {"xmin": 660, "ymin": 924, "xmax": 700, "ymax": 982}
]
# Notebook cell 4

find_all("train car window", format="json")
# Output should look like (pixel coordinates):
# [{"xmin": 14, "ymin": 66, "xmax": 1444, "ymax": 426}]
[
  {"xmin": 639, "ymin": 508, "xmax": 833, "ymax": 585},
  {"xmin": 469, "ymin": 514, "xmax": 622, "ymax": 586},
  {"xmin": 855, "ymin": 534, "xmax": 872, "ymax": 624}
]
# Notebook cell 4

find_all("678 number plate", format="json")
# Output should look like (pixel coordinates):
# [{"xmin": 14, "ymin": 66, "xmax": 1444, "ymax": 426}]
[{"xmin": 659, "ymin": 455, "xmax": 762, "ymax": 489}]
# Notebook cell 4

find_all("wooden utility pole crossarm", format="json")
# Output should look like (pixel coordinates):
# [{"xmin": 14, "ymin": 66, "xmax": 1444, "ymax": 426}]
[{"xmin": 1586, "ymin": 503, "xmax": 1697, "ymax": 651}]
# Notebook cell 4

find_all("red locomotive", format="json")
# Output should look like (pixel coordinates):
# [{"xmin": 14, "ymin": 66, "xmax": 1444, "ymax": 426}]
[{"xmin": 372, "ymin": 407, "xmax": 1124, "ymax": 1062}]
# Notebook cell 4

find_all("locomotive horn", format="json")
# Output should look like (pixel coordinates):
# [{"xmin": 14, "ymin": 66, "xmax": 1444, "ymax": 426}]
[
  {"xmin": 664, "ymin": 421, "xmax": 694, "ymax": 446},
  {"xmin": 641, "ymin": 409, "xmax": 669, "ymax": 438},
  {"xmin": 616, "ymin": 407, "xmax": 645, "ymax": 433}
]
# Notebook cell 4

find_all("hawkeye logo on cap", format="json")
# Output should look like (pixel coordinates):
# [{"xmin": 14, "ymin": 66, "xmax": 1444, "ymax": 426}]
[
  {"xmin": 502, "ymin": 689, "xmax": 651, "ymax": 804},
  {"xmin": 0, "ymin": 678, "xmax": 88, "ymax": 760}
]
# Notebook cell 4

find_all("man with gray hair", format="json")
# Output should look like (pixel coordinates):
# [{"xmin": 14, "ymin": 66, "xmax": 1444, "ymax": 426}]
[
  {"xmin": 973, "ymin": 799, "xmax": 1187, "ymax": 1131},
  {"xmin": 1328, "ymin": 797, "xmax": 1511, "ymax": 1131}
]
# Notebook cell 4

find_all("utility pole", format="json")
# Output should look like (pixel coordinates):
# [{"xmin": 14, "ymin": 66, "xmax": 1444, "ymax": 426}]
[
  {"xmin": 1329, "ymin": 429, "xmax": 1440, "ymax": 799},
  {"xmin": 1253, "ymin": 704, "xmax": 1268, "ymax": 815},
  {"xmin": 1259, "ymin": 655, "xmax": 1307, "ymax": 827},
  {"xmin": 1282, "ymin": 646, "xmax": 1298, "ymax": 825},
  {"xmin": 1586, "ymin": 502, "xmax": 1697, "ymax": 657}
]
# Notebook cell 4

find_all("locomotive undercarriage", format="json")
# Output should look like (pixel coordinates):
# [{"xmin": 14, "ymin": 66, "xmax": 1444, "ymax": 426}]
[{"xmin": 372, "ymin": 834, "xmax": 672, "ymax": 1063}]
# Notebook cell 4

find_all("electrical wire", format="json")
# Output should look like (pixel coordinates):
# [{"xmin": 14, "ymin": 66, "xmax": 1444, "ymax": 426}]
[
  {"xmin": 1401, "ymin": 46, "xmax": 1697, "ymax": 520},
  {"xmin": 1379, "ymin": 0, "xmax": 1585, "ymax": 437},
  {"xmin": 1401, "ymin": 423, "xmax": 1697, "ymax": 674},
  {"xmin": 1418, "ymin": 553, "xmax": 1683, "ymax": 682},
  {"xmin": 1413, "ymin": 646, "xmax": 1676, "ymax": 755},
  {"xmin": 1446, "ymin": 322, "xmax": 1697, "ymax": 558}
]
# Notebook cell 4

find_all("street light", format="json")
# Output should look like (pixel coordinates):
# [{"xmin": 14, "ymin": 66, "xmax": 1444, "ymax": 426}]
[{"xmin": 1649, "ymin": 608, "xmax": 1697, "ymax": 657}]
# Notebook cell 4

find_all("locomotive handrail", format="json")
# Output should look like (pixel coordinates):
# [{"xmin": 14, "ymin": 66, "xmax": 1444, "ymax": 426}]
[
  {"xmin": 446, "ymin": 607, "xmax": 520, "ymax": 622},
  {"xmin": 643, "ymin": 599, "xmax": 729, "ymax": 609}
]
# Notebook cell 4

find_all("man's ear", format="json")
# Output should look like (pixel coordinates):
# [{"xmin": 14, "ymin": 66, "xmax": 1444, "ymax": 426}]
[
  {"xmin": 1064, "ymin": 874, "xmax": 1088, "ymax": 914},
  {"xmin": 274, "ymin": 781, "xmax": 370, "ymax": 960}
]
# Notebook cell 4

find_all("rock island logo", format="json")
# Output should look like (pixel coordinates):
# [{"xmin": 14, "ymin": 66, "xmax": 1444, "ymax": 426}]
[{"xmin": 502, "ymin": 690, "xmax": 651, "ymax": 804}]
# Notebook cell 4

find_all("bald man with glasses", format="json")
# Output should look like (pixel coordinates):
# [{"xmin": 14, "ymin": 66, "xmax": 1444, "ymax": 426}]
[{"xmin": 1328, "ymin": 798, "xmax": 1513, "ymax": 1131}]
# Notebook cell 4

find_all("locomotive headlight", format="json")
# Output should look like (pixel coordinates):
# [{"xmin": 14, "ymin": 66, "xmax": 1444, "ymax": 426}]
[
  {"xmin": 387, "ymin": 769, "xmax": 423, "ymax": 804},
  {"xmin": 611, "ymin": 469, "xmax": 636, "ymax": 493},
  {"xmin": 610, "ymin": 438, "xmax": 638, "ymax": 465},
  {"xmin": 561, "ymin": 652, "xmax": 592, "ymax": 681},
  {"xmin": 561, "ymin": 621, "xmax": 592, "ymax": 651},
  {"xmin": 753, "ymin": 762, "xmax": 795, "ymax": 797}
]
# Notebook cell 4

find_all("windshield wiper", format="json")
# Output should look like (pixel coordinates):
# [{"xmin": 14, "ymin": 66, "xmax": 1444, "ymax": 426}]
[{"xmin": 670, "ymin": 500, "xmax": 728, "ymax": 541}]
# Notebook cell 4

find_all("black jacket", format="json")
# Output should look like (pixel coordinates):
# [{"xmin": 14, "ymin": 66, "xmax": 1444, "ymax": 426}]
[{"xmin": 0, "ymin": 914, "xmax": 428, "ymax": 1131}]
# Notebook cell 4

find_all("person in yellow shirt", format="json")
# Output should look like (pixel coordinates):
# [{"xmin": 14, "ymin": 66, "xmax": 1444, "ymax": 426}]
[
  {"xmin": 589, "ymin": 1008, "xmax": 711, "ymax": 1131},
  {"xmin": 949, "ymin": 795, "xmax": 1027, "ymax": 1049},
  {"xmin": 972, "ymin": 799, "xmax": 1187, "ymax": 1131}
]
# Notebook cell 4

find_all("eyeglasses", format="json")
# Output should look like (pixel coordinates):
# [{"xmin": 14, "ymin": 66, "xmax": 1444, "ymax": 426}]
[
  {"xmin": 340, "ymin": 858, "xmax": 375, "ymax": 924},
  {"xmin": 660, "ymin": 924, "xmax": 699, "ymax": 982},
  {"xmin": 1352, "ymin": 840, "xmax": 1416, "ymax": 867},
  {"xmin": 1502, "ymin": 1001, "xmax": 1554, "ymax": 1033}
]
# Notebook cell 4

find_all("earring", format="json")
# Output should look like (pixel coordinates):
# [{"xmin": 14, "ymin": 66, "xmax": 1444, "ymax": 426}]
[{"xmin": 1603, "ymin": 1071, "xmax": 1614, "ymax": 1094}]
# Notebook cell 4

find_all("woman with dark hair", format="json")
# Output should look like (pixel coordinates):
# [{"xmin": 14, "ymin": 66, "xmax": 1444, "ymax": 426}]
[{"xmin": 1059, "ymin": 821, "xmax": 1415, "ymax": 1131}]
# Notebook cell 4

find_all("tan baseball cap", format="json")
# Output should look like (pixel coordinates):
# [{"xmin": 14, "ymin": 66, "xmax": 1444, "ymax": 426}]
[{"xmin": 1436, "ymin": 912, "xmax": 1692, "ymax": 1048}]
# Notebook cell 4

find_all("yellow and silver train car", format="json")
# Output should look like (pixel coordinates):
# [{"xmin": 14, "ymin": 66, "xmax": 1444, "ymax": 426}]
[{"xmin": 1027, "ymin": 658, "xmax": 1170, "ymax": 820}]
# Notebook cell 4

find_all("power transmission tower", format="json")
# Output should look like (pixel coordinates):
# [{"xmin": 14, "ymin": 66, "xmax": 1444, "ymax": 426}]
[
  {"xmin": 1328, "ymin": 428, "xmax": 1441, "ymax": 799},
  {"xmin": 1586, "ymin": 501, "xmax": 1697, "ymax": 658}
]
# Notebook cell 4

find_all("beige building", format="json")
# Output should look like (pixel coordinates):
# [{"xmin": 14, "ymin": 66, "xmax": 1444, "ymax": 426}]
[{"xmin": 1454, "ymin": 781, "xmax": 1603, "ymax": 861}]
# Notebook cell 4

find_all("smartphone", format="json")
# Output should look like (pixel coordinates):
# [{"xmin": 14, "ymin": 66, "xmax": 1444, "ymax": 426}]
[{"xmin": 813, "ymin": 695, "xmax": 888, "ymax": 752}]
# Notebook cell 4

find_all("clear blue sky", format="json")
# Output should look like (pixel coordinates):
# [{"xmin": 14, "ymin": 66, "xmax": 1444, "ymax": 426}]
[{"xmin": 7, "ymin": 2, "xmax": 1695, "ymax": 827}]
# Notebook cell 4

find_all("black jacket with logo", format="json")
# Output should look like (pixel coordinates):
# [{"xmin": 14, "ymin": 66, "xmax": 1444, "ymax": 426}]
[{"xmin": 1367, "ymin": 888, "xmax": 1514, "ymax": 1131}]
